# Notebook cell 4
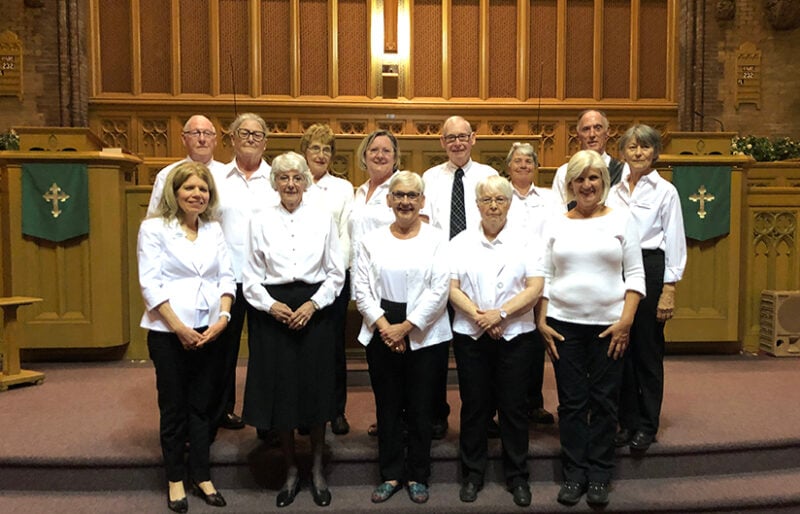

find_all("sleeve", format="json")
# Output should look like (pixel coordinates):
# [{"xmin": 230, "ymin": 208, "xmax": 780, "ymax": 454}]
[
  {"xmin": 310, "ymin": 215, "xmax": 346, "ymax": 309},
  {"xmin": 242, "ymin": 218, "xmax": 278, "ymax": 312},
  {"xmin": 137, "ymin": 220, "xmax": 170, "ymax": 311},
  {"xmin": 621, "ymin": 214, "xmax": 647, "ymax": 297},
  {"xmin": 337, "ymin": 185, "xmax": 354, "ymax": 268},
  {"xmin": 551, "ymin": 164, "xmax": 568, "ymax": 205},
  {"xmin": 536, "ymin": 222, "xmax": 556, "ymax": 300},
  {"xmin": 214, "ymin": 223, "xmax": 236, "ymax": 298},
  {"xmin": 353, "ymin": 235, "xmax": 385, "ymax": 327},
  {"xmin": 662, "ymin": 186, "xmax": 687, "ymax": 283},
  {"xmin": 146, "ymin": 169, "xmax": 168, "ymax": 217},
  {"xmin": 406, "ymin": 234, "xmax": 450, "ymax": 330}
]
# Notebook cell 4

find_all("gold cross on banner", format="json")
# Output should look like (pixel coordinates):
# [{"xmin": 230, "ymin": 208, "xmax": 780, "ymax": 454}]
[
  {"xmin": 42, "ymin": 182, "xmax": 70, "ymax": 218},
  {"xmin": 689, "ymin": 185, "xmax": 715, "ymax": 219}
]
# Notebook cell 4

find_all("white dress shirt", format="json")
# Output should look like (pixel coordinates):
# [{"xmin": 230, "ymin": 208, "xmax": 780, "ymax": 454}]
[
  {"xmin": 449, "ymin": 225, "xmax": 543, "ymax": 340},
  {"xmin": 304, "ymin": 172, "xmax": 354, "ymax": 267},
  {"xmin": 146, "ymin": 158, "xmax": 228, "ymax": 217},
  {"xmin": 354, "ymin": 223, "xmax": 452, "ymax": 351},
  {"xmin": 421, "ymin": 159, "xmax": 498, "ymax": 237},
  {"xmin": 606, "ymin": 168, "xmax": 687, "ymax": 283},
  {"xmin": 215, "ymin": 159, "xmax": 278, "ymax": 282},
  {"xmin": 538, "ymin": 208, "xmax": 646, "ymax": 325},
  {"xmin": 506, "ymin": 183, "xmax": 562, "ymax": 241},
  {"xmin": 348, "ymin": 176, "xmax": 396, "ymax": 272},
  {"xmin": 243, "ymin": 201, "xmax": 345, "ymax": 312},
  {"xmin": 138, "ymin": 217, "xmax": 236, "ymax": 331}
]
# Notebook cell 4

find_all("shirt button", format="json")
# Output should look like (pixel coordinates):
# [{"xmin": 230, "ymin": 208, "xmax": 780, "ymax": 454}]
[{"xmin": 497, "ymin": 282, "xmax": 503, "ymax": 289}]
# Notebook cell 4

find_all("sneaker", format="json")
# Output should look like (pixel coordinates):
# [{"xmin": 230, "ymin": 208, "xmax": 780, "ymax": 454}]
[
  {"xmin": 557, "ymin": 481, "xmax": 586, "ymax": 506},
  {"xmin": 586, "ymin": 481, "xmax": 609, "ymax": 506}
]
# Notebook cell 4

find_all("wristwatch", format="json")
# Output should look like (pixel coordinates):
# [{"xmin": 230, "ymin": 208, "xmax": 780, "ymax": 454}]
[{"xmin": 499, "ymin": 309, "xmax": 508, "ymax": 320}]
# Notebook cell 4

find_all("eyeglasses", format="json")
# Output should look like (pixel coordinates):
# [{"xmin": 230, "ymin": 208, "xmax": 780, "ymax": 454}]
[
  {"xmin": 477, "ymin": 196, "xmax": 509, "ymax": 206},
  {"xmin": 443, "ymin": 133, "xmax": 472, "ymax": 144},
  {"xmin": 236, "ymin": 128, "xmax": 267, "ymax": 142},
  {"xmin": 276, "ymin": 174, "xmax": 306, "ymax": 184},
  {"xmin": 308, "ymin": 144, "xmax": 332, "ymax": 156},
  {"xmin": 182, "ymin": 130, "xmax": 216, "ymax": 139},
  {"xmin": 390, "ymin": 191, "xmax": 421, "ymax": 201}
]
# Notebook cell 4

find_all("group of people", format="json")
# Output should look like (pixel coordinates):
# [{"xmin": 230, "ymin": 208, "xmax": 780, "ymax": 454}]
[{"xmin": 137, "ymin": 109, "xmax": 686, "ymax": 512}]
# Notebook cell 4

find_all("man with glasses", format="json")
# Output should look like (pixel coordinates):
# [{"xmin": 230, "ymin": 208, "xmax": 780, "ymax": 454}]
[
  {"xmin": 210, "ymin": 113, "xmax": 279, "ymax": 434},
  {"xmin": 421, "ymin": 116, "xmax": 498, "ymax": 440},
  {"xmin": 146, "ymin": 114, "xmax": 226, "ymax": 216}
]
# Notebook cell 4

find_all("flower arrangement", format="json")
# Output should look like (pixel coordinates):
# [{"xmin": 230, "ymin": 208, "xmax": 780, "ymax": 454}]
[
  {"xmin": 0, "ymin": 129, "xmax": 19, "ymax": 150},
  {"xmin": 731, "ymin": 135, "xmax": 800, "ymax": 162}
]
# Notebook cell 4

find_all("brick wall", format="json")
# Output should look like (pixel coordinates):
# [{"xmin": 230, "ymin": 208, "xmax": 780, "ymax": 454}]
[
  {"xmin": 686, "ymin": 0, "xmax": 800, "ymax": 138},
  {"xmin": 0, "ymin": 0, "xmax": 64, "ymax": 132}
]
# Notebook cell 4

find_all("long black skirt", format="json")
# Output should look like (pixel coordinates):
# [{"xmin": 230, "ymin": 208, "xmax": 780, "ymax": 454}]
[{"xmin": 242, "ymin": 281, "xmax": 336, "ymax": 431}]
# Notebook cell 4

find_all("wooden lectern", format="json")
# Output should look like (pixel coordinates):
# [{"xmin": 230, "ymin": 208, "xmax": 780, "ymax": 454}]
[{"xmin": 0, "ymin": 296, "xmax": 44, "ymax": 391}]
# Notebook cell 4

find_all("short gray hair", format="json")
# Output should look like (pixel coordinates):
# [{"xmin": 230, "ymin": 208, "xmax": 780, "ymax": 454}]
[
  {"xmin": 618, "ymin": 124, "xmax": 662, "ymax": 163},
  {"xmin": 475, "ymin": 175, "xmax": 513, "ymax": 201},
  {"xmin": 505, "ymin": 142, "xmax": 538, "ymax": 167},
  {"xmin": 269, "ymin": 151, "xmax": 313, "ymax": 191},
  {"xmin": 228, "ymin": 112, "xmax": 268, "ymax": 135},
  {"xmin": 389, "ymin": 170, "xmax": 424, "ymax": 193}
]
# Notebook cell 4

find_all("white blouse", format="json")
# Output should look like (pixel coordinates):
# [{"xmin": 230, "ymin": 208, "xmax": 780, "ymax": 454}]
[
  {"xmin": 449, "ymin": 225, "xmax": 543, "ymax": 340},
  {"xmin": 304, "ymin": 172, "xmax": 354, "ymax": 268},
  {"xmin": 354, "ymin": 223, "xmax": 452, "ymax": 351},
  {"xmin": 506, "ymin": 184, "xmax": 562, "ymax": 241},
  {"xmin": 348, "ymin": 175, "xmax": 397, "ymax": 273},
  {"xmin": 242, "ymin": 201, "xmax": 345, "ymax": 312},
  {"xmin": 138, "ymin": 217, "xmax": 236, "ymax": 332}
]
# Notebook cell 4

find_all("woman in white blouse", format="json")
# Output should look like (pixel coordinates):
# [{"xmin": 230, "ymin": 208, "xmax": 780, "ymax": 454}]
[
  {"xmin": 241, "ymin": 151, "xmax": 345, "ymax": 509},
  {"xmin": 607, "ymin": 125, "xmax": 686, "ymax": 453},
  {"xmin": 138, "ymin": 162, "xmax": 235, "ymax": 512},
  {"xmin": 347, "ymin": 129, "xmax": 402, "ymax": 437},
  {"xmin": 449, "ymin": 175, "xmax": 544, "ymax": 508},
  {"xmin": 354, "ymin": 171, "xmax": 451, "ymax": 505},
  {"xmin": 537, "ymin": 150, "xmax": 645, "ymax": 507}
]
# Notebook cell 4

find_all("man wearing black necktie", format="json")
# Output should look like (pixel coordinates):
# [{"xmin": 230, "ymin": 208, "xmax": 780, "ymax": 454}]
[
  {"xmin": 551, "ymin": 110, "xmax": 626, "ymax": 209},
  {"xmin": 421, "ymin": 116, "xmax": 498, "ymax": 439}
]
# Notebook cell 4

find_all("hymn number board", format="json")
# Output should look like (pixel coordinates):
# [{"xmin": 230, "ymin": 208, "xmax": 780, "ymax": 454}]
[
  {"xmin": 735, "ymin": 42, "xmax": 760, "ymax": 110},
  {"xmin": 0, "ymin": 31, "xmax": 23, "ymax": 100}
]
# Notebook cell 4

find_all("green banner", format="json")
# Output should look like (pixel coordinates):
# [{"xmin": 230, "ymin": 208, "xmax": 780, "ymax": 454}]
[
  {"xmin": 672, "ymin": 166, "xmax": 730, "ymax": 242},
  {"xmin": 22, "ymin": 163, "xmax": 89, "ymax": 242}
]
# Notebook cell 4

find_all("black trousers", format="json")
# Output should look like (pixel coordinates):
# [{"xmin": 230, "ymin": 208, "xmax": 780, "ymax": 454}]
[
  {"xmin": 331, "ymin": 271, "xmax": 351, "ymax": 416},
  {"xmin": 209, "ymin": 283, "xmax": 248, "ymax": 434},
  {"xmin": 619, "ymin": 249, "xmax": 666, "ymax": 436},
  {"xmin": 148, "ymin": 329, "xmax": 223, "ymax": 483},
  {"xmin": 453, "ymin": 331, "xmax": 534, "ymax": 488},
  {"xmin": 366, "ymin": 299, "xmax": 445, "ymax": 484},
  {"xmin": 549, "ymin": 318, "xmax": 622, "ymax": 485},
  {"xmin": 526, "ymin": 330, "xmax": 547, "ymax": 411}
]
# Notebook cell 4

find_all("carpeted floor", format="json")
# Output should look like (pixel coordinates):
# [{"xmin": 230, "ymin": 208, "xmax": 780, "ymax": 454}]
[{"xmin": 1, "ymin": 354, "xmax": 800, "ymax": 513}]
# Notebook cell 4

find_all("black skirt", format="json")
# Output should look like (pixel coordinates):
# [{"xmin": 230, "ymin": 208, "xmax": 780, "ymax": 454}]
[{"xmin": 242, "ymin": 282, "xmax": 336, "ymax": 430}]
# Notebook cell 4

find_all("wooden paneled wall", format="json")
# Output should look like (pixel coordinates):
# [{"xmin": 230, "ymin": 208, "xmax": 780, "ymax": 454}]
[{"xmin": 88, "ymin": 0, "xmax": 679, "ymax": 170}]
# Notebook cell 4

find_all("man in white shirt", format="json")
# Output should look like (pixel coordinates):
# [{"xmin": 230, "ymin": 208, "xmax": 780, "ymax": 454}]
[
  {"xmin": 146, "ymin": 115, "xmax": 227, "ymax": 217},
  {"xmin": 551, "ymin": 110, "xmax": 625, "ymax": 209},
  {"xmin": 422, "ymin": 116, "xmax": 498, "ymax": 439}
]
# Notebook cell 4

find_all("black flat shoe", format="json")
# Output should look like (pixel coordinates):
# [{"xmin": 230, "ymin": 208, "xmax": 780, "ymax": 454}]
[
  {"xmin": 311, "ymin": 484, "xmax": 332, "ymax": 507},
  {"xmin": 331, "ymin": 415, "xmax": 350, "ymax": 435},
  {"xmin": 630, "ymin": 430, "xmax": 655, "ymax": 452},
  {"xmin": 219, "ymin": 412, "xmax": 245, "ymax": 430},
  {"xmin": 276, "ymin": 480, "xmax": 300, "ymax": 508},
  {"xmin": 192, "ymin": 483, "xmax": 226, "ymax": 507},
  {"xmin": 167, "ymin": 495, "xmax": 188, "ymax": 513},
  {"xmin": 510, "ymin": 484, "xmax": 531, "ymax": 507},
  {"xmin": 614, "ymin": 428, "xmax": 633, "ymax": 447},
  {"xmin": 459, "ymin": 481, "xmax": 480, "ymax": 503}
]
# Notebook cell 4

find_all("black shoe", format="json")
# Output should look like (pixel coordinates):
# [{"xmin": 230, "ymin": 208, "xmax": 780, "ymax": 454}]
[
  {"xmin": 528, "ymin": 407, "xmax": 555, "ymax": 425},
  {"xmin": 431, "ymin": 419, "xmax": 448, "ymax": 440},
  {"xmin": 167, "ymin": 495, "xmax": 188, "ymax": 513},
  {"xmin": 219, "ymin": 412, "xmax": 245, "ymax": 430},
  {"xmin": 487, "ymin": 418, "xmax": 500, "ymax": 439},
  {"xmin": 614, "ymin": 428, "xmax": 633, "ymax": 447},
  {"xmin": 510, "ymin": 484, "xmax": 531, "ymax": 507},
  {"xmin": 192, "ymin": 482, "xmax": 226, "ymax": 507},
  {"xmin": 311, "ymin": 484, "xmax": 332, "ymax": 507},
  {"xmin": 276, "ymin": 480, "xmax": 300, "ymax": 508},
  {"xmin": 557, "ymin": 481, "xmax": 586, "ymax": 506},
  {"xmin": 459, "ymin": 482, "xmax": 480, "ymax": 503},
  {"xmin": 331, "ymin": 415, "xmax": 350, "ymax": 435},
  {"xmin": 586, "ymin": 481, "xmax": 609, "ymax": 506},
  {"xmin": 630, "ymin": 430, "xmax": 655, "ymax": 452}
]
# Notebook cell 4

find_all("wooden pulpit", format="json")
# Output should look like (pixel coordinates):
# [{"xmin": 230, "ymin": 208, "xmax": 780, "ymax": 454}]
[{"xmin": 0, "ymin": 296, "xmax": 44, "ymax": 390}]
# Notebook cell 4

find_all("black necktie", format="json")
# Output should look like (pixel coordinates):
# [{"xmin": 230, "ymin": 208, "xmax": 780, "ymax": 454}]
[{"xmin": 450, "ymin": 167, "xmax": 466, "ymax": 239}]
